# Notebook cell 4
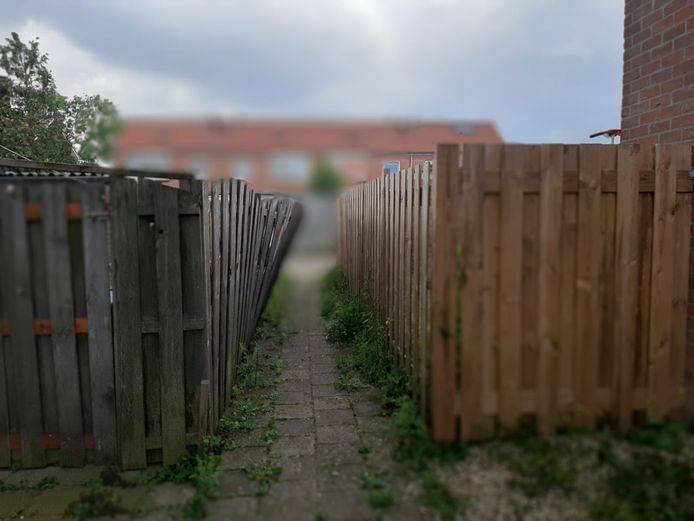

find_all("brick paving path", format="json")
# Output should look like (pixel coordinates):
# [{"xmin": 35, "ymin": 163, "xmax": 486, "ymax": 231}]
[{"xmin": 206, "ymin": 279, "xmax": 426, "ymax": 521}]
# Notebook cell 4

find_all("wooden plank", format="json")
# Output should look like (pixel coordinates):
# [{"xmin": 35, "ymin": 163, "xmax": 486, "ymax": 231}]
[
  {"xmin": 110, "ymin": 177, "xmax": 146, "ymax": 469},
  {"xmin": 43, "ymin": 183, "xmax": 84, "ymax": 466},
  {"xmin": 430, "ymin": 144, "xmax": 459, "ymax": 442},
  {"xmin": 153, "ymin": 182, "xmax": 187, "ymax": 465},
  {"xmin": 137, "ymin": 180, "xmax": 161, "ymax": 447},
  {"xmin": 419, "ymin": 164, "xmax": 431, "ymax": 415},
  {"xmin": 210, "ymin": 182, "xmax": 222, "ymax": 427},
  {"xmin": 498, "ymin": 145, "xmax": 524, "ymax": 430},
  {"xmin": 0, "ymin": 202, "xmax": 10, "ymax": 465},
  {"xmin": 613, "ymin": 145, "xmax": 642, "ymax": 429},
  {"xmin": 224, "ymin": 181, "xmax": 240, "ymax": 404},
  {"xmin": 218, "ymin": 180, "xmax": 231, "ymax": 412},
  {"xmin": 536, "ymin": 145, "xmax": 564, "ymax": 435},
  {"xmin": 404, "ymin": 169, "xmax": 413, "ymax": 375},
  {"xmin": 575, "ymin": 145, "xmax": 603, "ymax": 428},
  {"xmin": 411, "ymin": 168, "xmax": 421, "ymax": 392},
  {"xmin": 459, "ymin": 145, "xmax": 485, "ymax": 440},
  {"xmin": 82, "ymin": 181, "xmax": 116, "ymax": 464},
  {"xmin": 199, "ymin": 181, "xmax": 214, "ymax": 432},
  {"xmin": 1, "ymin": 183, "xmax": 46, "ymax": 468},
  {"xmin": 671, "ymin": 186, "xmax": 691, "ymax": 410},
  {"xmin": 647, "ymin": 145, "xmax": 678, "ymax": 420}
]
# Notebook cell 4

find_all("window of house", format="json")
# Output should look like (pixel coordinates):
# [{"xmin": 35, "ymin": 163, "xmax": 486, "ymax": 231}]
[
  {"xmin": 126, "ymin": 152, "xmax": 169, "ymax": 171},
  {"xmin": 269, "ymin": 152, "xmax": 311, "ymax": 182},
  {"xmin": 232, "ymin": 157, "xmax": 253, "ymax": 181},
  {"xmin": 382, "ymin": 161, "xmax": 400, "ymax": 175}
]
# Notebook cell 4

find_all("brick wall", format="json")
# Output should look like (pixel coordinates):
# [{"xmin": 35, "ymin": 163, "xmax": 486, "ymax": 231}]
[
  {"xmin": 621, "ymin": 0, "xmax": 693, "ymax": 144},
  {"xmin": 622, "ymin": 0, "xmax": 694, "ymax": 414}
]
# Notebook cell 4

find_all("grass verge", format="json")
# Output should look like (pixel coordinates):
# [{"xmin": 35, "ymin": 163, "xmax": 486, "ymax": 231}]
[{"xmin": 321, "ymin": 267, "xmax": 466, "ymax": 519}]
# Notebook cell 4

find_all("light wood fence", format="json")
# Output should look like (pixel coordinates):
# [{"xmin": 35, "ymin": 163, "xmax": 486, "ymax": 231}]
[
  {"xmin": 0, "ymin": 164, "xmax": 300, "ymax": 469},
  {"xmin": 337, "ymin": 144, "xmax": 692, "ymax": 442}
]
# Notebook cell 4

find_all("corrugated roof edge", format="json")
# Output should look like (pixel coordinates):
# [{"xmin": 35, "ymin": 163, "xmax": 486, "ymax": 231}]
[{"xmin": 0, "ymin": 158, "xmax": 194, "ymax": 179}]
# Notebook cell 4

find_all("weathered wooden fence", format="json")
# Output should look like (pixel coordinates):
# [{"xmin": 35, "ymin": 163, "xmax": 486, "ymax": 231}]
[
  {"xmin": 337, "ymin": 143, "xmax": 692, "ymax": 442},
  {"xmin": 0, "ymin": 163, "xmax": 300, "ymax": 469}
]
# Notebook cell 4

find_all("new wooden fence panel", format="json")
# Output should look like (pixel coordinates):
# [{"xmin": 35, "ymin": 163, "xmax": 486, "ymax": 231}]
[{"xmin": 338, "ymin": 143, "xmax": 692, "ymax": 444}]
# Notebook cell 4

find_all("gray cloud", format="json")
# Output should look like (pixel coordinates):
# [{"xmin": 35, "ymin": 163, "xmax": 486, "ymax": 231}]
[{"xmin": 2, "ymin": 0, "xmax": 624, "ymax": 142}]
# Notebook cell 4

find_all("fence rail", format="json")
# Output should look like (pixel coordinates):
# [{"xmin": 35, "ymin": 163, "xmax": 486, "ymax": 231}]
[
  {"xmin": 0, "ymin": 168, "xmax": 300, "ymax": 469},
  {"xmin": 337, "ymin": 143, "xmax": 692, "ymax": 442}
]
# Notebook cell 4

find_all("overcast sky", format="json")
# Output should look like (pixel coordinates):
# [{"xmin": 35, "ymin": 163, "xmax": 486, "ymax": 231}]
[{"xmin": 2, "ymin": 0, "xmax": 625, "ymax": 142}]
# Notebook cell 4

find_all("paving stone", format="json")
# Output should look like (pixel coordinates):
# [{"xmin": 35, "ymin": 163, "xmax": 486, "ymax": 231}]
[
  {"xmin": 232, "ymin": 429, "xmax": 267, "ymax": 448},
  {"xmin": 314, "ymin": 408, "xmax": 355, "ymax": 426},
  {"xmin": 316, "ymin": 489, "xmax": 373, "ymax": 521},
  {"xmin": 316, "ymin": 464, "xmax": 363, "ymax": 492},
  {"xmin": 256, "ymin": 492, "xmax": 316, "ymax": 521},
  {"xmin": 275, "ymin": 418, "xmax": 314, "ymax": 436},
  {"xmin": 311, "ymin": 353, "xmax": 336, "ymax": 364},
  {"xmin": 216, "ymin": 470, "xmax": 257, "ymax": 497},
  {"xmin": 146, "ymin": 483, "xmax": 195, "ymax": 507},
  {"xmin": 281, "ymin": 369, "xmax": 310, "ymax": 380},
  {"xmin": 274, "ymin": 403, "xmax": 313, "ymax": 419},
  {"xmin": 313, "ymin": 396, "xmax": 351, "ymax": 410},
  {"xmin": 269, "ymin": 435, "xmax": 315, "ymax": 457},
  {"xmin": 312, "ymin": 384, "xmax": 338, "ymax": 397},
  {"xmin": 278, "ymin": 380, "xmax": 311, "ymax": 393},
  {"xmin": 219, "ymin": 446, "xmax": 269, "ymax": 470},
  {"xmin": 316, "ymin": 424, "xmax": 359, "ymax": 444},
  {"xmin": 206, "ymin": 496, "xmax": 259, "ymax": 521},
  {"xmin": 355, "ymin": 415, "xmax": 390, "ymax": 433},
  {"xmin": 310, "ymin": 363, "xmax": 337, "ymax": 374},
  {"xmin": 269, "ymin": 455, "xmax": 316, "ymax": 481},
  {"xmin": 314, "ymin": 442, "xmax": 363, "ymax": 466},
  {"xmin": 310, "ymin": 372, "xmax": 337, "ymax": 385},
  {"xmin": 352, "ymin": 400, "xmax": 383, "ymax": 417},
  {"xmin": 276, "ymin": 390, "xmax": 312, "ymax": 405}
]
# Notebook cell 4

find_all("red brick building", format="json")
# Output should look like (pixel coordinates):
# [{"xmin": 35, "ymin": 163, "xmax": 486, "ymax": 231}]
[
  {"xmin": 621, "ymin": 0, "xmax": 693, "ymax": 413},
  {"xmin": 621, "ymin": 0, "xmax": 693, "ymax": 143},
  {"xmin": 114, "ymin": 119, "xmax": 502, "ymax": 192}
]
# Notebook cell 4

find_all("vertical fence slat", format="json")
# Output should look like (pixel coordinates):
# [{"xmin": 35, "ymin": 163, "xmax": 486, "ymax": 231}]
[
  {"xmin": 648, "ymin": 145, "xmax": 678, "ymax": 419},
  {"xmin": 154, "ymin": 182, "xmax": 187, "ymax": 465},
  {"xmin": 575, "ymin": 145, "xmax": 602, "ymax": 428},
  {"xmin": 536, "ymin": 145, "xmax": 564, "ymax": 435},
  {"xmin": 431, "ymin": 144, "xmax": 459, "ymax": 442},
  {"xmin": 459, "ymin": 145, "xmax": 484, "ymax": 440},
  {"xmin": 82, "ymin": 181, "xmax": 116, "ymax": 463},
  {"xmin": 43, "ymin": 183, "xmax": 84, "ymax": 466},
  {"xmin": 111, "ymin": 177, "xmax": 146, "ymax": 469},
  {"xmin": 418, "ymin": 166, "xmax": 430, "ymax": 413},
  {"xmin": 498, "ymin": 145, "xmax": 524, "ymax": 429},
  {"xmin": 613, "ymin": 145, "xmax": 641, "ymax": 429}
]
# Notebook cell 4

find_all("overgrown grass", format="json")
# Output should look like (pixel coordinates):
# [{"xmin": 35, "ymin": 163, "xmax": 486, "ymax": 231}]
[
  {"xmin": 321, "ymin": 267, "xmax": 465, "ymax": 519},
  {"xmin": 590, "ymin": 423, "xmax": 694, "ymax": 521}
]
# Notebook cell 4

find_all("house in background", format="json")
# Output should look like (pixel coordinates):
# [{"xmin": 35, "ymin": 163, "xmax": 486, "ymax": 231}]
[{"xmin": 114, "ymin": 118, "xmax": 502, "ymax": 192}]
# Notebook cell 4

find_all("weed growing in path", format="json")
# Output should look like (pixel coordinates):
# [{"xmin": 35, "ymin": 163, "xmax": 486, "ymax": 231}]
[
  {"xmin": 245, "ymin": 460, "xmax": 282, "ymax": 496},
  {"xmin": 64, "ymin": 486, "xmax": 126, "ymax": 520},
  {"xmin": 0, "ymin": 476, "xmax": 58, "ymax": 492},
  {"xmin": 257, "ymin": 274, "xmax": 294, "ymax": 341},
  {"xmin": 367, "ymin": 489, "xmax": 395, "ymax": 509}
]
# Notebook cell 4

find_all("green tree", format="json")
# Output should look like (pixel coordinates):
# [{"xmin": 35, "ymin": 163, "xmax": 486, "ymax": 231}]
[
  {"xmin": 0, "ymin": 32, "xmax": 120, "ymax": 163},
  {"xmin": 308, "ymin": 160, "xmax": 344, "ymax": 194}
]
